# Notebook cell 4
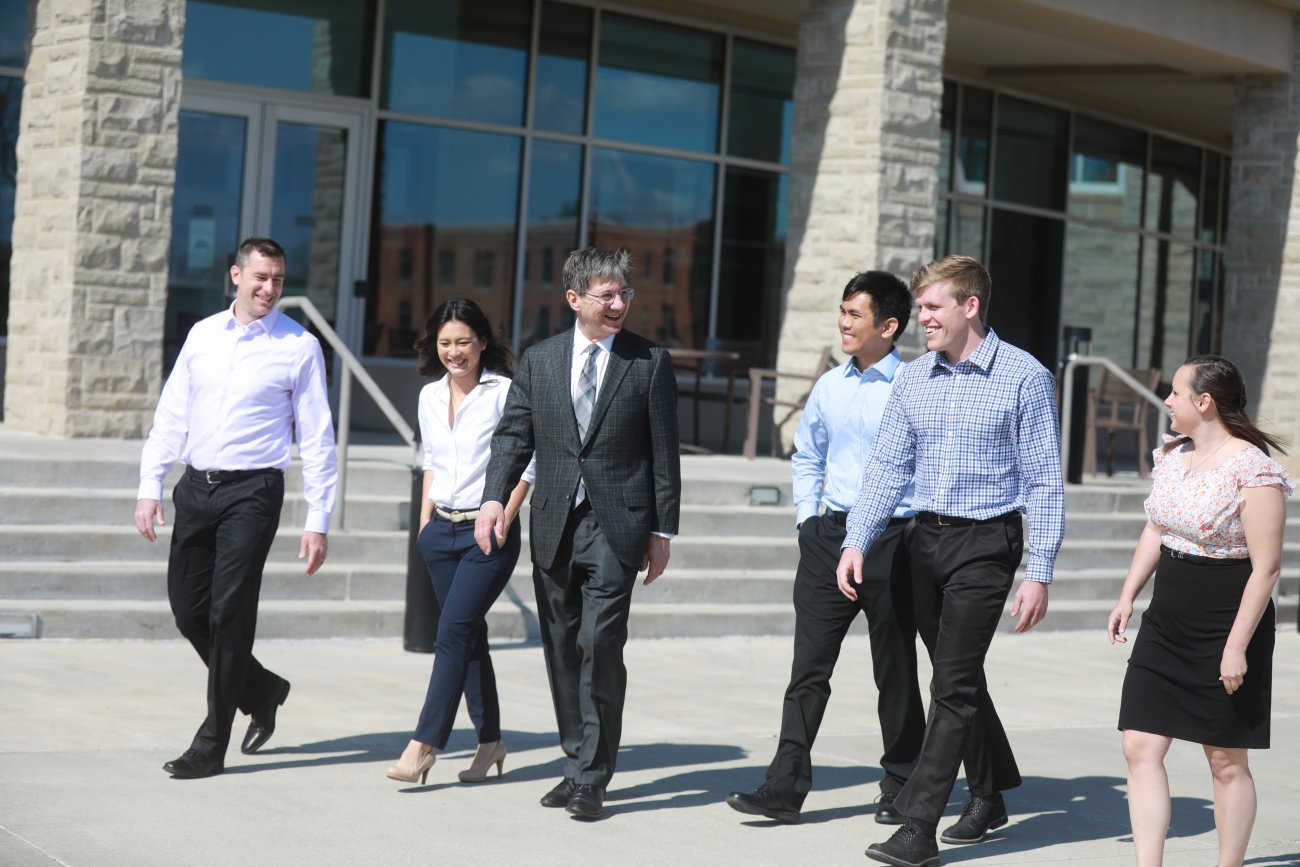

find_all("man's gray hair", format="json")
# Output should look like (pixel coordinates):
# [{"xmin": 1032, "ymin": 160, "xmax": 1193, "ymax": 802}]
[{"xmin": 562, "ymin": 246, "xmax": 632, "ymax": 295}]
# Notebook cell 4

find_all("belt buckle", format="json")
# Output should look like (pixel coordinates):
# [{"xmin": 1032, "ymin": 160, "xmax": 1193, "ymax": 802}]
[
  {"xmin": 448, "ymin": 510, "xmax": 464, "ymax": 523},
  {"xmin": 935, "ymin": 513, "xmax": 951, "ymax": 527},
  {"xmin": 205, "ymin": 470, "xmax": 218, "ymax": 484}
]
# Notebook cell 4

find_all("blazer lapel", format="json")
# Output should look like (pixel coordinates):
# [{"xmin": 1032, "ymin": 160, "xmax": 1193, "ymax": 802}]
[
  {"xmin": 555, "ymin": 330, "xmax": 584, "ymax": 443},
  {"xmin": 583, "ymin": 332, "xmax": 630, "ymax": 445}
]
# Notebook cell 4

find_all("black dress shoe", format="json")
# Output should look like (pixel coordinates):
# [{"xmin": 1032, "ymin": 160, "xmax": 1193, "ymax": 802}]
[
  {"xmin": 865, "ymin": 820, "xmax": 940, "ymax": 867},
  {"xmin": 875, "ymin": 790, "xmax": 903, "ymax": 825},
  {"xmin": 162, "ymin": 749, "xmax": 224, "ymax": 779},
  {"xmin": 566, "ymin": 784, "xmax": 605, "ymax": 820},
  {"xmin": 939, "ymin": 794, "xmax": 1008, "ymax": 844},
  {"xmin": 540, "ymin": 777, "xmax": 577, "ymax": 808},
  {"xmin": 725, "ymin": 784, "xmax": 801, "ymax": 824},
  {"xmin": 241, "ymin": 680, "xmax": 290, "ymax": 755}
]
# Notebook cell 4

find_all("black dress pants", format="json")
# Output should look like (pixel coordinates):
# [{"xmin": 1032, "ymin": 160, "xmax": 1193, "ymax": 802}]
[
  {"xmin": 532, "ymin": 501, "xmax": 640, "ymax": 788},
  {"xmin": 893, "ymin": 515, "xmax": 1024, "ymax": 826},
  {"xmin": 168, "ymin": 470, "xmax": 288, "ymax": 759},
  {"xmin": 764, "ymin": 514, "xmax": 924, "ymax": 807}
]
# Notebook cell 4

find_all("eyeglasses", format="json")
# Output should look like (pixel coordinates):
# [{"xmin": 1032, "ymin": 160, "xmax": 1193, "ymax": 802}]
[{"xmin": 585, "ymin": 287, "xmax": 635, "ymax": 307}]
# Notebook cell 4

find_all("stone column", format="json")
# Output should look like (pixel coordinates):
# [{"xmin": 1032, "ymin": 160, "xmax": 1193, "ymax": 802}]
[
  {"xmin": 4, "ymin": 0, "xmax": 185, "ymax": 437},
  {"xmin": 1223, "ymin": 18, "xmax": 1300, "ymax": 472},
  {"xmin": 772, "ymin": 0, "xmax": 947, "ymax": 450}
]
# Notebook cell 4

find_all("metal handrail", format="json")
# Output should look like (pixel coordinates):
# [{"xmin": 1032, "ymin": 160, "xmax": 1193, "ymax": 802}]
[
  {"xmin": 1060, "ymin": 353, "xmax": 1167, "ymax": 473},
  {"xmin": 278, "ymin": 296, "xmax": 417, "ymax": 530}
]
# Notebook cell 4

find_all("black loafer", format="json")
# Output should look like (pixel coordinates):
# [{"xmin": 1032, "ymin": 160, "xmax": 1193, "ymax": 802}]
[
  {"xmin": 875, "ymin": 789, "xmax": 905, "ymax": 825},
  {"xmin": 163, "ymin": 749, "xmax": 224, "ymax": 779},
  {"xmin": 566, "ymin": 784, "xmax": 605, "ymax": 820},
  {"xmin": 540, "ymin": 778, "xmax": 577, "ymax": 808},
  {"xmin": 725, "ymin": 784, "xmax": 801, "ymax": 824},
  {"xmin": 865, "ymin": 819, "xmax": 940, "ymax": 867},
  {"xmin": 940, "ymin": 794, "xmax": 1008, "ymax": 844},
  {"xmin": 241, "ymin": 680, "xmax": 290, "ymax": 755}
]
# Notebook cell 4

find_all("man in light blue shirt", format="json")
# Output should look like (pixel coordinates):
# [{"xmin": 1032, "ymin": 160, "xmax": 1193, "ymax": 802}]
[{"xmin": 726, "ymin": 271, "xmax": 926, "ymax": 825}]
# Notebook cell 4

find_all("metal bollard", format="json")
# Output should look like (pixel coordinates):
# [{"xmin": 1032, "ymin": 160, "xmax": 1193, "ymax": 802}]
[{"xmin": 403, "ymin": 464, "xmax": 440, "ymax": 652}]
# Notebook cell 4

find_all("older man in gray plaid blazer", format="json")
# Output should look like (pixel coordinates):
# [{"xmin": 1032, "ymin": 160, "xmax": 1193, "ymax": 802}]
[{"xmin": 476, "ymin": 246, "xmax": 681, "ymax": 820}]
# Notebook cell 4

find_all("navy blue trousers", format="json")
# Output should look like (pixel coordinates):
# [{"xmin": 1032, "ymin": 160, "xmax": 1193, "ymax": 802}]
[{"xmin": 412, "ymin": 514, "xmax": 521, "ymax": 749}]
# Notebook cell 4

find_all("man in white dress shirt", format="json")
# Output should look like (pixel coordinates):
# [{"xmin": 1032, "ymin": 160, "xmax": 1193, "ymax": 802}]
[{"xmin": 135, "ymin": 237, "xmax": 337, "ymax": 779}]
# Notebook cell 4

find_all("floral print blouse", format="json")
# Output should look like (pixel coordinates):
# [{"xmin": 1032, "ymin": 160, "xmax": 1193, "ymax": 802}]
[{"xmin": 1145, "ymin": 437, "xmax": 1293, "ymax": 558}]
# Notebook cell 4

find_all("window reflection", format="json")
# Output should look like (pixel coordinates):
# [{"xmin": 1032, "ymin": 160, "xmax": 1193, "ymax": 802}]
[
  {"xmin": 183, "ymin": 0, "xmax": 371, "ymax": 96},
  {"xmin": 534, "ymin": 2, "xmax": 591, "ymax": 134},
  {"xmin": 0, "ymin": 76, "xmax": 19, "ymax": 337},
  {"xmin": 719, "ymin": 167, "xmax": 786, "ymax": 367},
  {"xmin": 987, "ymin": 209, "xmax": 1064, "ymax": 367},
  {"xmin": 271, "ymin": 123, "xmax": 347, "ymax": 324},
  {"xmin": 1063, "ymin": 225, "xmax": 1140, "ymax": 365},
  {"xmin": 1137, "ymin": 239, "xmax": 1195, "ymax": 379},
  {"xmin": 520, "ymin": 140, "xmax": 582, "ymax": 349},
  {"xmin": 1070, "ymin": 117, "xmax": 1145, "ymax": 227},
  {"xmin": 166, "ymin": 111, "xmax": 246, "ymax": 367},
  {"xmin": 958, "ymin": 86, "xmax": 992, "ymax": 197},
  {"xmin": 1201, "ymin": 153, "xmax": 1222, "ymax": 245},
  {"xmin": 588, "ymin": 148, "xmax": 715, "ymax": 348},
  {"xmin": 594, "ymin": 14, "xmax": 722, "ymax": 154},
  {"xmin": 727, "ymin": 39, "xmax": 795, "ymax": 165},
  {"xmin": 1146, "ymin": 137, "xmax": 1200, "ymax": 239},
  {"xmin": 368, "ymin": 122, "xmax": 520, "ymax": 357},
  {"xmin": 994, "ymin": 97, "xmax": 1068, "ymax": 211},
  {"xmin": 0, "ymin": 0, "xmax": 26, "ymax": 68},
  {"xmin": 383, "ymin": 0, "xmax": 530, "ymax": 126}
]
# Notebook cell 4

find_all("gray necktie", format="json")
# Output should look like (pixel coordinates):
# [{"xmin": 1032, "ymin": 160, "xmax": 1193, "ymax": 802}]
[{"xmin": 574, "ymin": 344, "xmax": 599, "ymax": 505}]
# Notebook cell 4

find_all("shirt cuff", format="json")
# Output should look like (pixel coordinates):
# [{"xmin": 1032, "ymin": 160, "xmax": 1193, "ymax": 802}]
[
  {"xmin": 651, "ymin": 531, "xmax": 674, "ymax": 540},
  {"xmin": 1023, "ymin": 557, "xmax": 1054, "ymax": 585},
  {"xmin": 137, "ymin": 480, "xmax": 163, "ymax": 502},
  {"xmin": 795, "ymin": 504, "xmax": 818, "ymax": 526},
  {"xmin": 304, "ymin": 510, "xmax": 331, "ymax": 535}
]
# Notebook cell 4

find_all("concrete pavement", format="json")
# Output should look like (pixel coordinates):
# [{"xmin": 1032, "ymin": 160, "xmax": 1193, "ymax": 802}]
[{"xmin": 2, "ymin": 629, "xmax": 1298, "ymax": 866}]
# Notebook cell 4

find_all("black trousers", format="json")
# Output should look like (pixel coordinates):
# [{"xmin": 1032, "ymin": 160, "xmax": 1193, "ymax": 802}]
[
  {"xmin": 894, "ymin": 516, "xmax": 1024, "ymax": 825},
  {"xmin": 532, "ymin": 501, "xmax": 639, "ymax": 788},
  {"xmin": 168, "ymin": 470, "xmax": 288, "ymax": 759},
  {"xmin": 765, "ymin": 514, "xmax": 925, "ymax": 807}
]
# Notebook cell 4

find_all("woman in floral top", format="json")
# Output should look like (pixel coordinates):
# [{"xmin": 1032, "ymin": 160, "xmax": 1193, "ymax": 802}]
[{"xmin": 1107, "ymin": 355, "xmax": 1291, "ymax": 867}]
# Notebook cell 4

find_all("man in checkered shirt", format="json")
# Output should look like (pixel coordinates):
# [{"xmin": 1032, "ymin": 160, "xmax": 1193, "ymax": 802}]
[{"xmin": 838, "ymin": 255, "xmax": 1064, "ymax": 867}]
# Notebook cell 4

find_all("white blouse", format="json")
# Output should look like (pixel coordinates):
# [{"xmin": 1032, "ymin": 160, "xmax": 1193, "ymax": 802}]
[{"xmin": 418, "ymin": 371, "xmax": 535, "ymax": 511}]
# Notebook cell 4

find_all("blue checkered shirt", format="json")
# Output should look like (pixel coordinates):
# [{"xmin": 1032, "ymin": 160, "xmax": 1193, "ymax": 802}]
[{"xmin": 844, "ymin": 329, "xmax": 1065, "ymax": 584}]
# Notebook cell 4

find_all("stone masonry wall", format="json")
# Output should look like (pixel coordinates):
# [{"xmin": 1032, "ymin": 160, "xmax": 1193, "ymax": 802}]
[
  {"xmin": 1223, "ymin": 16, "xmax": 1300, "ymax": 471},
  {"xmin": 772, "ymin": 0, "xmax": 947, "ymax": 451},
  {"xmin": 4, "ymin": 0, "xmax": 184, "ymax": 436}
]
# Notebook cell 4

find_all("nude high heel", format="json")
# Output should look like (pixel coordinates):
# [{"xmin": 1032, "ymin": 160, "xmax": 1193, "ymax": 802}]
[
  {"xmin": 458, "ymin": 741, "xmax": 508, "ymax": 783},
  {"xmin": 386, "ymin": 741, "xmax": 435, "ymax": 784}
]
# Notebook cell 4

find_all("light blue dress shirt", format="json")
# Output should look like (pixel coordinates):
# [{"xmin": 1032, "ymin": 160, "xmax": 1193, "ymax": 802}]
[{"xmin": 791, "ymin": 349, "xmax": 915, "ymax": 526}]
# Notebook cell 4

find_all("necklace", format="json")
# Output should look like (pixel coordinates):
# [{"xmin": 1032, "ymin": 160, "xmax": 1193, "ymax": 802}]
[{"xmin": 1184, "ymin": 436, "xmax": 1231, "ymax": 476}]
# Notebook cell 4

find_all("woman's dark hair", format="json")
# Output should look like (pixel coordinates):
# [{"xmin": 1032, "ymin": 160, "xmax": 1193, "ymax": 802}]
[
  {"xmin": 1162, "ymin": 354, "xmax": 1286, "ymax": 456},
  {"xmin": 413, "ymin": 298, "xmax": 514, "ymax": 379}
]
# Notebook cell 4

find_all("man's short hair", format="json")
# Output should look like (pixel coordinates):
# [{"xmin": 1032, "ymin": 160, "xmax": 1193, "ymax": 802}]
[
  {"xmin": 562, "ymin": 246, "xmax": 632, "ymax": 295},
  {"xmin": 843, "ymin": 271, "xmax": 911, "ymax": 341},
  {"xmin": 909, "ymin": 255, "xmax": 992, "ymax": 324},
  {"xmin": 235, "ymin": 237, "xmax": 286, "ymax": 269}
]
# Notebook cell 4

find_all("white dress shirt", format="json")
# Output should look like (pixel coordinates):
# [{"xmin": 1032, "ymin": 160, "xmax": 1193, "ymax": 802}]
[
  {"xmin": 138, "ymin": 305, "xmax": 338, "ymax": 534},
  {"xmin": 569, "ymin": 329, "xmax": 616, "ymax": 404},
  {"xmin": 419, "ymin": 371, "xmax": 536, "ymax": 511}
]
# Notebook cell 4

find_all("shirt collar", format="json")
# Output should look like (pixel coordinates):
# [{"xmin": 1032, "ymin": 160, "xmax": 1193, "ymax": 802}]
[
  {"xmin": 573, "ymin": 325, "xmax": 616, "ymax": 357},
  {"xmin": 845, "ymin": 348, "xmax": 903, "ymax": 381},
  {"xmin": 930, "ymin": 327, "xmax": 1000, "ymax": 373},
  {"xmin": 222, "ymin": 302, "xmax": 280, "ymax": 335}
]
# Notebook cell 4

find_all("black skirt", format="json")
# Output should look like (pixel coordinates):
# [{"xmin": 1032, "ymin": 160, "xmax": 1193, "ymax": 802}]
[{"xmin": 1118, "ymin": 548, "xmax": 1274, "ymax": 748}]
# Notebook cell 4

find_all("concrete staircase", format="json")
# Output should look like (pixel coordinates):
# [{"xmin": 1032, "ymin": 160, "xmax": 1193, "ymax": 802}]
[{"xmin": 1, "ymin": 430, "xmax": 1295, "ymax": 639}]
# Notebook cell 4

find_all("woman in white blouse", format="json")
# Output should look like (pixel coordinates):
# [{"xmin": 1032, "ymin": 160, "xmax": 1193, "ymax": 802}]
[{"xmin": 386, "ymin": 298, "xmax": 534, "ymax": 786}]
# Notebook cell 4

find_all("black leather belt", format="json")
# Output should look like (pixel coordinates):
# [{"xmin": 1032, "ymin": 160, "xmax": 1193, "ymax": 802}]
[
  {"xmin": 1160, "ymin": 544, "xmax": 1249, "ymax": 566},
  {"xmin": 186, "ymin": 466, "xmax": 281, "ymax": 485},
  {"xmin": 821, "ymin": 511, "xmax": 910, "ymax": 527},
  {"xmin": 915, "ymin": 510, "xmax": 1019, "ymax": 528}
]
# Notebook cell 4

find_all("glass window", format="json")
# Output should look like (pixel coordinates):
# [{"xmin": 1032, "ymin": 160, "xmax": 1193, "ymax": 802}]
[
  {"xmin": 957, "ymin": 86, "xmax": 991, "ymax": 197},
  {"xmin": 993, "ymin": 96, "xmax": 1068, "ymax": 211},
  {"xmin": 587, "ymin": 148, "xmax": 715, "ymax": 348},
  {"xmin": 0, "ymin": 0, "xmax": 26, "ymax": 69},
  {"xmin": 727, "ymin": 38, "xmax": 795, "ymax": 165},
  {"xmin": 1201, "ymin": 152, "xmax": 1223, "ymax": 245},
  {"xmin": 182, "ymin": 0, "xmax": 372, "ymax": 97},
  {"xmin": 534, "ymin": 1, "xmax": 591, "ymax": 134},
  {"xmin": 383, "ymin": 0, "xmax": 530, "ymax": 126},
  {"xmin": 1070, "ymin": 116, "xmax": 1146, "ymax": 227},
  {"xmin": 1137, "ymin": 239, "xmax": 1195, "ymax": 379},
  {"xmin": 520, "ymin": 140, "xmax": 582, "ymax": 348},
  {"xmin": 952, "ymin": 202, "xmax": 985, "ymax": 259},
  {"xmin": 718, "ymin": 167, "xmax": 786, "ymax": 366},
  {"xmin": 0, "ymin": 76, "xmax": 19, "ymax": 337},
  {"xmin": 165, "ymin": 110, "xmax": 247, "ymax": 366},
  {"xmin": 594, "ymin": 14, "xmax": 722, "ymax": 154},
  {"xmin": 1145, "ymin": 137, "xmax": 1200, "ymax": 239},
  {"xmin": 1193, "ymin": 249, "xmax": 1220, "ymax": 354},
  {"xmin": 986, "ymin": 209, "xmax": 1064, "ymax": 368},
  {"xmin": 367, "ymin": 121, "xmax": 520, "ymax": 357},
  {"xmin": 938, "ymin": 83, "xmax": 955, "ymax": 194},
  {"xmin": 1063, "ymin": 224, "xmax": 1141, "ymax": 365}
]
